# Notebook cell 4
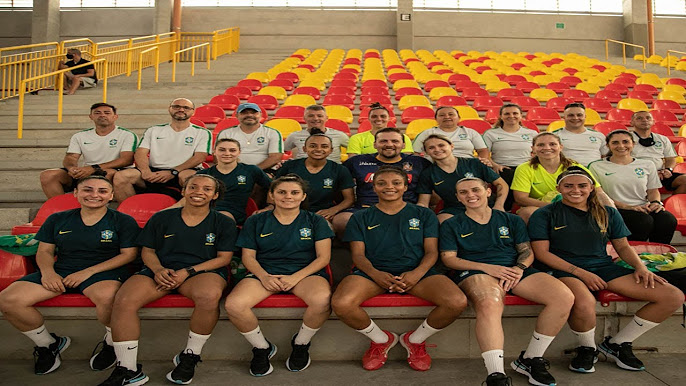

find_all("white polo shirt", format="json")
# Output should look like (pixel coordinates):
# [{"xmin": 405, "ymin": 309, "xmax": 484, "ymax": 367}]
[
  {"xmin": 283, "ymin": 127, "xmax": 350, "ymax": 163},
  {"xmin": 216, "ymin": 124, "xmax": 283, "ymax": 166},
  {"xmin": 139, "ymin": 123, "xmax": 211, "ymax": 169},
  {"xmin": 413, "ymin": 126, "xmax": 487, "ymax": 158},
  {"xmin": 483, "ymin": 126, "xmax": 538, "ymax": 167},
  {"xmin": 631, "ymin": 131, "xmax": 676, "ymax": 170},
  {"xmin": 66, "ymin": 126, "xmax": 138, "ymax": 166},
  {"xmin": 553, "ymin": 128, "xmax": 607, "ymax": 167},
  {"xmin": 589, "ymin": 158, "xmax": 661, "ymax": 206}
]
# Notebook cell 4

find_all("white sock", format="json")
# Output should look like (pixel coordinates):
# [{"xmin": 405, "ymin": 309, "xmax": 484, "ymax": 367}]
[
  {"xmin": 523, "ymin": 331, "xmax": 555, "ymax": 359},
  {"xmin": 21, "ymin": 324, "xmax": 56, "ymax": 348},
  {"xmin": 482, "ymin": 349, "xmax": 505, "ymax": 375},
  {"xmin": 104, "ymin": 326, "xmax": 113, "ymax": 346},
  {"xmin": 240, "ymin": 326, "xmax": 269, "ymax": 349},
  {"xmin": 184, "ymin": 331, "xmax": 210, "ymax": 355},
  {"xmin": 113, "ymin": 340, "xmax": 138, "ymax": 371},
  {"xmin": 571, "ymin": 327, "xmax": 596, "ymax": 349},
  {"xmin": 408, "ymin": 319, "xmax": 441, "ymax": 344},
  {"xmin": 294, "ymin": 323, "xmax": 320, "ymax": 345},
  {"xmin": 356, "ymin": 320, "xmax": 388, "ymax": 344},
  {"xmin": 610, "ymin": 316, "xmax": 659, "ymax": 344}
]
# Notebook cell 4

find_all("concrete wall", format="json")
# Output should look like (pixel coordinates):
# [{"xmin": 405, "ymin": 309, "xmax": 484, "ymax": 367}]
[
  {"xmin": 59, "ymin": 8, "xmax": 157, "ymax": 42},
  {"xmin": 0, "ymin": 10, "xmax": 32, "ymax": 47},
  {"xmin": 654, "ymin": 17, "xmax": 686, "ymax": 55}
]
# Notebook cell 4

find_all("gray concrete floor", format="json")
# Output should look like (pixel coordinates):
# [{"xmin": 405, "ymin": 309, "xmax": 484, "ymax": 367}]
[{"xmin": 0, "ymin": 354, "xmax": 682, "ymax": 385}]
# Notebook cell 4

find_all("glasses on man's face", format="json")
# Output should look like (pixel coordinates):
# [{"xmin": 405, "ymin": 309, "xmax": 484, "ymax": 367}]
[{"xmin": 170, "ymin": 105, "xmax": 194, "ymax": 111}]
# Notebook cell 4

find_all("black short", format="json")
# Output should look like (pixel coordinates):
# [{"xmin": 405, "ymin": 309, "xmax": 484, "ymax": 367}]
[
  {"xmin": 662, "ymin": 172, "xmax": 684, "ymax": 191},
  {"xmin": 136, "ymin": 266, "xmax": 229, "ymax": 282},
  {"xmin": 18, "ymin": 266, "xmax": 130, "ymax": 293},
  {"xmin": 243, "ymin": 269, "xmax": 330, "ymax": 283},
  {"xmin": 451, "ymin": 266, "xmax": 541, "ymax": 285},
  {"xmin": 351, "ymin": 267, "xmax": 441, "ymax": 286}
]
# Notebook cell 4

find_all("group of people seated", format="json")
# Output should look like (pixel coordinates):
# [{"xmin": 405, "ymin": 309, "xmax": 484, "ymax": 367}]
[{"xmin": 11, "ymin": 97, "xmax": 682, "ymax": 386}]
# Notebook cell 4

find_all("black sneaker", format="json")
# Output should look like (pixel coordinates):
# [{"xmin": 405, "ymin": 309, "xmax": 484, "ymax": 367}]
[
  {"xmin": 250, "ymin": 341, "xmax": 277, "ymax": 376},
  {"xmin": 483, "ymin": 372, "xmax": 512, "ymax": 386},
  {"xmin": 90, "ymin": 339, "xmax": 117, "ymax": 371},
  {"xmin": 286, "ymin": 334, "xmax": 311, "ymax": 372},
  {"xmin": 598, "ymin": 336, "xmax": 645, "ymax": 371},
  {"xmin": 98, "ymin": 364, "xmax": 149, "ymax": 386},
  {"xmin": 166, "ymin": 350, "xmax": 202, "ymax": 384},
  {"xmin": 511, "ymin": 351, "xmax": 556, "ymax": 386},
  {"xmin": 34, "ymin": 333, "xmax": 71, "ymax": 375},
  {"xmin": 568, "ymin": 346, "xmax": 598, "ymax": 373}
]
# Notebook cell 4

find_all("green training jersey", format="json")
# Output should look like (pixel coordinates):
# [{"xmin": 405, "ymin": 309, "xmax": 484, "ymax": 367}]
[
  {"xmin": 275, "ymin": 158, "xmax": 355, "ymax": 212},
  {"xmin": 417, "ymin": 158, "xmax": 500, "ymax": 210}
]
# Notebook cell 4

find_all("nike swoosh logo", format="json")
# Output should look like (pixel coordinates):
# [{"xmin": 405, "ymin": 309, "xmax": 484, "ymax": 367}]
[
  {"xmin": 164, "ymin": 234, "xmax": 174, "ymax": 238},
  {"xmin": 554, "ymin": 226, "xmax": 567, "ymax": 230},
  {"xmin": 367, "ymin": 225, "xmax": 381, "ymax": 230},
  {"xmin": 533, "ymin": 336, "xmax": 540, "ymax": 340},
  {"xmin": 434, "ymin": 180, "xmax": 445, "ymax": 186},
  {"xmin": 635, "ymin": 320, "xmax": 643, "ymax": 327},
  {"xmin": 36, "ymin": 328, "xmax": 45, "ymax": 335},
  {"xmin": 156, "ymin": 137, "xmax": 165, "ymax": 139},
  {"xmin": 83, "ymin": 142, "xmax": 93, "ymax": 144},
  {"xmin": 532, "ymin": 182, "xmax": 543, "ymax": 185},
  {"xmin": 605, "ymin": 172, "xmax": 616, "ymax": 176},
  {"xmin": 58, "ymin": 230, "xmax": 72, "ymax": 235},
  {"xmin": 461, "ymin": 232, "xmax": 474, "ymax": 238},
  {"xmin": 260, "ymin": 233, "xmax": 274, "ymax": 237},
  {"xmin": 127, "ymin": 346, "xmax": 138, "ymax": 350}
]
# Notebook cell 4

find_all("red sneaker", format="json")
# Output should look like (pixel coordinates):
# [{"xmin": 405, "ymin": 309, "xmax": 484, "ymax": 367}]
[
  {"xmin": 399, "ymin": 330, "xmax": 433, "ymax": 371},
  {"xmin": 361, "ymin": 330, "xmax": 398, "ymax": 371}
]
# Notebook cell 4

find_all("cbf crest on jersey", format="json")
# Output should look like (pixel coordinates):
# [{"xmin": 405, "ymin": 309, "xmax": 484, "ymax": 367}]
[
  {"xmin": 634, "ymin": 168, "xmax": 646, "ymax": 177},
  {"xmin": 323, "ymin": 178, "xmax": 334, "ymax": 189},
  {"xmin": 205, "ymin": 233, "xmax": 216, "ymax": 245},
  {"xmin": 464, "ymin": 172, "xmax": 475, "ymax": 178},
  {"xmin": 184, "ymin": 137, "xmax": 194, "ymax": 145},
  {"xmin": 409, "ymin": 218, "xmax": 420, "ymax": 230},
  {"xmin": 101, "ymin": 230, "xmax": 114, "ymax": 242},
  {"xmin": 590, "ymin": 137, "xmax": 598, "ymax": 143},
  {"xmin": 498, "ymin": 226, "xmax": 510, "ymax": 238},
  {"xmin": 299, "ymin": 227, "xmax": 312, "ymax": 240},
  {"xmin": 521, "ymin": 134, "xmax": 530, "ymax": 141},
  {"xmin": 237, "ymin": 175, "xmax": 247, "ymax": 185},
  {"xmin": 459, "ymin": 133, "xmax": 468, "ymax": 140},
  {"xmin": 109, "ymin": 139, "xmax": 118, "ymax": 147},
  {"xmin": 257, "ymin": 137, "xmax": 265, "ymax": 144}
]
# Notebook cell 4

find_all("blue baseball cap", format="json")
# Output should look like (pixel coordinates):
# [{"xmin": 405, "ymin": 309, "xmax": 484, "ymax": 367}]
[{"xmin": 236, "ymin": 103, "xmax": 261, "ymax": 113}]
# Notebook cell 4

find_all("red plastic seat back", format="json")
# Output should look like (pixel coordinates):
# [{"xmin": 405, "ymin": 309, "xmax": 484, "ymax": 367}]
[
  {"xmin": 326, "ymin": 119, "xmax": 351, "ymax": 136},
  {"xmin": 592, "ymin": 121, "xmax": 626, "ymax": 136},
  {"xmin": 460, "ymin": 119, "xmax": 492, "ymax": 134},
  {"xmin": 193, "ymin": 105, "xmax": 226, "ymax": 124},
  {"xmin": 665, "ymin": 195, "xmax": 686, "ymax": 220},
  {"xmin": 0, "ymin": 251, "xmax": 34, "ymax": 290},
  {"xmin": 268, "ymin": 79, "xmax": 294, "ymax": 91},
  {"xmin": 274, "ymin": 106, "xmax": 306, "ymax": 123},
  {"xmin": 209, "ymin": 94, "xmax": 240, "ymax": 111},
  {"xmin": 401, "ymin": 106, "xmax": 435, "ymax": 124},
  {"xmin": 237, "ymin": 79, "xmax": 263, "ymax": 91},
  {"xmin": 224, "ymin": 86, "xmax": 252, "ymax": 100},
  {"xmin": 117, "ymin": 194, "xmax": 178, "ymax": 228},
  {"xmin": 292, "ymin": 86, "xmax": 321, "ymax": 100},
  {"xmin": 33, "ymin": 193, "xmax": 80, "ymax": 227}
]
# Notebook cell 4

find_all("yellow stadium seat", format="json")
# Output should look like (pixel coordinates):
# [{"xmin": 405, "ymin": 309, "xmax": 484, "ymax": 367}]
[
  {"xmin": 530, "ymin": 88, "xmax": 559, "ymax": 102},
  {"xmin": 678, "ymin": 124, "xmax": 686, "ymax": 137},
  {"xmin": 393, "ymin": 79, "xmax": 421, "ymax": 91},
  {"xmin": 485, "ymin": 81, "xmax": 511, "ymax": 93},
  {"xmin": 663, "ymin": 84, "xmax": 686, "ymax": 95},
  {"xmin": 658, "ymin": 90, "xmax": 686, "ymax": 104},
  {"xmin": 298, "ymin": 78, "xmax": 327, "ymax": 91},
  {"xmin": 634, "ymin": 54, "xmax": 646, "ymax": 61},
  {"xmin": 676, "ymin": 62, "xmax": 686, "ymax": 72},
  {"xmin": 575, "ymin": 82, "xmax": 601, "ymax": 95},
  {"xmin": 636, "ymin": 77, "xmax": 664, "ymax": 88},
  {"xmin": 428, "ymin": 87, "xmax": 458, "ymax": 101},
  {"xmin": 388, "ymin": 68, "xmax": 408, "ymax": 76},
  {"xmin": 264, "ymin": 118, "xmax": 302, "ymax": 139},
  {"xmin": 398, "ymin": 95, "xmax": 432, "ymax": 110},
  {"xmin": 547, "ymin": 120, "xmax": 565, "ymax": 132},
  {"xmin": 258, "ymin": 86, "xmax": 287, "ymax": 100},
  {"xmin": 246, "ymin": 72, "xmax": 271, "ymax": 83},
  {"xmin": 282, "ymin": 94, "xmax": 316, "ymax": 108},
  {"xmin": 647, "ymin": 55, "xmax": 663, "ymax": 64},
  {"xmin": 533, "ymin": 75, "xmax": 557, "ymax": 86},
  {"xmin": 585, "ymin": 108, "xmax": 602, "ymax": 125},
  {"xmin": 455, "ymin": 105, "xmax": 480, "ymax": 120},
  {"xmin": 617, "ymin": 98, "xmax": 649, "ymax": 112},
  {"xmin": 324, "ymin": 105, "xmax": 353, "ymax": 124},
  {"xmin": 406, "ymin": 119, "xmax": 438, "ymax": 140}
]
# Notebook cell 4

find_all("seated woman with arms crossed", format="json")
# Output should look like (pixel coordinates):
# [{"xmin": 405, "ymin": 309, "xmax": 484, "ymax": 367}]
[
  {"xmin": 529, "ymin": 167, "xmax": 684, "ymax": 374},
  {"xmin": 440, "ymin": 177, "xmax": 573, "ymax": 386},
  {"xmin": 224, "ymin": 174, "xmax": 333, "ymax": 376},
  {"xmin": 0, "ymin": 176, "xmax": 139, "ymax": 375}
]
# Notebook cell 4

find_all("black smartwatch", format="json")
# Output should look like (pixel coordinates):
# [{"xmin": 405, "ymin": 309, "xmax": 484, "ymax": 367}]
[
  {"xmin": 91, "ymin": 164, "xmax": 101, "ymax": 169},
  {"xmin": 516, "ymin": 263, "xmax": 528, "ymax": 270},
  {"xmin": 185, "ymin": 266, "xmax": 196, "ymax": 276},
  {"xmin": 170, "ymin": 169, "xmax": 179, "ymax": 176},
  {"xmin": 650, "ymin": 200, "xmax": 664, "ymax": 206}
]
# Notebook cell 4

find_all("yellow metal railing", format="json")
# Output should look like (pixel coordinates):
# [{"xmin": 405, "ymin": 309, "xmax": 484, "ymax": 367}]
[
  {"xmin": 0, "ymin": 42, "xmax": 61, "ymax": 64},
  {"xmin": 605, "ymin": 39, "xmax": 646, "ymax": 70},
  {"xmin": 172, "ymin": 43, "xmax": 211, "ymax": 82},
  {"xmin": 0, "ymin": 53, "xmax": 64, "ymax": 99},
  {"xmin": 666, "ymin": 50, "xmax": 686, "ymax": 75},
  {"xmin": 17, "ymin": 58, "xmax": 108, "ymax": 139},
  {"xmin": 138, "ymin": 47, "xmax": 159, "ymax": 90}
]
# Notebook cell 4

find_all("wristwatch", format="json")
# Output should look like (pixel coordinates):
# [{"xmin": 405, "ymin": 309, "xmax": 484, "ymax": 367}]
[
  {"xmin": 516, "ymin": 263, "xmax": 528, "ymax": 270},
  {"xmin": 185, "ymin": 266, "xmax": 196, "ymax": 276},
  {"xmin": 91, "ymin": 164, "xmax": 101, "ymax": 169},
  {"xmin": 650, "ymin": 200, "xmax": 664, "ymax": 206},
  {"xmin": 170, "ymin": 169, "xmax": 179, "ymax": 176}
]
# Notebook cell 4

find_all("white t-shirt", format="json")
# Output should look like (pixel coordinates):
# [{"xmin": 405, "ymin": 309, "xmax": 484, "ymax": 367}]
[
  {"xmin": 482, "ymin": 126, "xmax": 538, "ymax": 167},
  {"xmin": 412, "ymin": 126, "xmax": 487, "ymax": 158},
  {"xmin": 139, "ymin": 123, "xmax": 211, "ymax": 169},
  {"xmin": 589, "ymin": 158, "xmax": 661, "ymax": 206},
  {"xmin": 631, "ymin": 131, "xmax": 676, "ymax": 171},
  {"xmin": 217, "ymin": 124, "xmax": 283, "ymax": 166},
  {"xmin": 66, "ymin": 126, "xmax": 138, "ymax": 166},
  {"xmin": 554, "ymin": 128, "xmax": 607, "ymax": 167},
  {"xmin": 283, "ymin": 127, "xmax": 350, "ymax": 163}
]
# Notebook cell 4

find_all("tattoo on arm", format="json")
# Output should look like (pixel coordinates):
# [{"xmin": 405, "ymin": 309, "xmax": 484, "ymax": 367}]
[{"xmin": 515, "ymin": 242, "xmax": 531, "ymax": 264}]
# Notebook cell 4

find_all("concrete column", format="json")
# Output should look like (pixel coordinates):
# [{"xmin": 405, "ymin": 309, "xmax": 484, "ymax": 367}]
[
  {"xmin": 622, "ymin": 0, "xmax": 649, "ymax": 56},
  {"xmin": 396, "ymin": 0, "xmax": 414, "ymax": 50},
  {"xmin": 31, "ymin": 0, "xmax": 60, "ymax": 44},
  {"xmin": 153, "ymin": 0, "xmax": 174, "ymax": 34}
]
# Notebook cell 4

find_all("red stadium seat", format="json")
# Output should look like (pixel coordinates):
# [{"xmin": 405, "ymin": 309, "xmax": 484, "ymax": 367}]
[
  {"xmin": 322, "ymin": 94, "xmax": 355, "ymax": 110},
  {"xmin": 436, "ymin": 95, "xmax": 468, "ymax": 107},
  {"xmin": 224, "ymin": 86, "xmax": 252, "ymax": 100},
  {"xmin": 545, "ymin": 82, "xmax": 570, "ymax": 93},
  {"xmin": 326, "ymin": 86, "xmax": 355, "ymax": 97},
  {"xmin": 612, "ymin": 77, "xmax": 636, "ymax": 87},
  {"xmin": 603, "ymin": 83, "xmax": 629, "ymax": 95},
  {"xmin": 212, "ymin": 118, "xmax": 240, "ymax": 142},
  {"xmin": 189, "ymin": 118, "xmax": 206, "ymax": 128},
  {"xmin": 117, "ymin": 194, "xmax": 178, "ymax": 228},
  {"xmin": 593, "ymin": 121, "xmax": 626, "ymax": 136},
  {"xmin": 562, "ymin": 89, "xmax": 590, "ymax": 102},
  {"xmin": 236, "ymin": 79, "xmax": 262, "ymax": 91},
  {"xmin": 652, "ymin": 99, "xmax": 686, "ymax": 115},
  {"xmin": 388, "ymin": 73, "xmax": 414, "ymax": 83},
  {"xmin": 0, "ymin": 250, "xmax": 34, "ymax": 290},
  {"xmin": 627, "ymin": 90, "xmax": 654, "ymax": 104},
  {"xmin": 503, "ymin": 74, "xmax": 527, "ymax": 86},
  {"xmin": 12, "ymin": 194, "xmax": 80, "ymax": 235},
  {"xmin": 650, "ymin": 110, "xmax": 681, "ymax": 127},
  {"xmin": 401, "ymin": 106, "xmax": 435, "ymax": 124},
  {"xmin": 650, "ymin": 122, "xmax": 680, "ymax": 143},
  {"xmin": 360, "ymin": 94, "xmax": 392, "ymax": 106},
  {"xmin": 582, "ymin": 98, "xmax": 613, "ymax": 113},
  {"xmin": 559, "ymin": 76, "xmax": 582, "ymax": 87},
  {"xmin": 515, "ymin": 81, "xmax": 540, "ymax": 93},
  {"xmin": 209, "ymin": 94, "xmax": 240, "ymax": 111},
  {"xmin": 666, "ymin": 78, "xmax": 686, "ymax": 87},
  {"xmin": 526, "ymin": 107, "xmax": 560, "ymax": 125},
  {"xmin": 675, "ymin": 140, "xmax": 686, "ymax": 157},
  {"xmin": 394, "ymin": 87, "xmax": 424, "ymax": 101},
  {"xmin": 245, "ymin": 198, "xmax": 259, "ymax": 219},
  {"xmin": 333, "ymin": 72, "xmax": 358, "ymax": 81},
  {"xmin": 520, "ymin": 119, "xmax": 540, "ymax": 132},
  {"xmin": 461, "ymin": 87, "xmax": 490, "ymax": 101},
  {"xmin": 496, "ymin": 88, "xmax": 525, "ymax": 101},
  {"xmin": 453, "ymin": 80, "xmax": 481, "ymax": 91},
  {"xmin": 361, "ymin": 86, "xmax": 390, "ymax": 96},
  {"xmin": 460, "ymin": 119, "xmax": 492, "ymax": 134},
  {"xmin": 247, "ymin": 95, "xmax": 279, "ymax": 111},
  {"xmin": 193, "ymin": 105, "xmax": 226, "ymax": 124},
  {"xmin": 362, "ymin": 79, "xmax": 388, "ymax": 89},
  {"xmin": 292, "ymin": 86, "xmax": 321, "ymax": 100},
  {"xmin": 472, "ymin": 96, "xmax": 504, "ymax": 111},
  {"xmin": 275, "ymin": 72, "xmax": 299, "ymax": 83},
  {"xmin": 268, "ymin": 79, "xmax": 294, "ymax": 91},
  {"xmin": 330, "ymin": 79, "xmax": 357, "ymax": 92},
  {"xmin": 510, "ymin": 96, "xmax": 540, "ymax": 112},
  {"xmin": 546, "ymin": 97, "xmax": 575, "ymax": 112},
  {"xmin": 325, "ymin": 119, "xmax": 351, "ymax": 136},
  {"xmin": 274, "ymin": 106, "xmax": 306, "ymax": 123},
  {"xmin": 606, "ymin": 108, "xmax": 634, "ymax": 126},
  {"xmin": 343, "ymin": 58, "xmax": 361, "ymax": 65},
  {"xmin": 633, "ymin": 84, "xmax": 660, "ymax": 96},
  {"xmin": 595, "ymin": 89, "xmax": 623, "ymax": 103},
  {"xmin": 424, "ymin": 80, "xmax": 450, "ymax": 92},
  {"xmin": 448, "ymin": 74, "xmax": 471, "ymax": 85}
]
